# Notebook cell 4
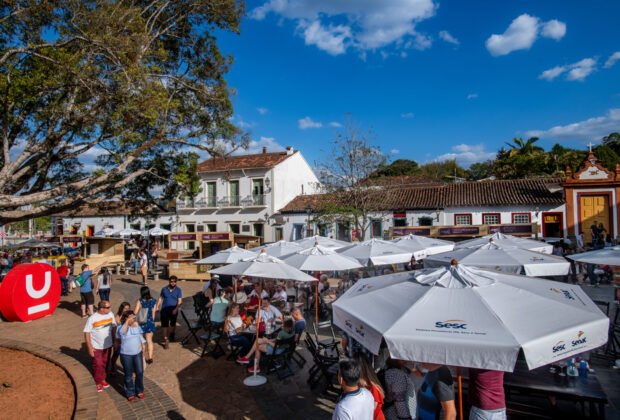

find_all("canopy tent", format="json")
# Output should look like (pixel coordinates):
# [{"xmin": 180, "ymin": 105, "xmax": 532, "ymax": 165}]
[
  {"xmin": 336, "ymin": 238, "xmax": 412, "ymax": 266},
  {"xmin": 332, "ymin": 263, "xmax": 608, "ymax": 372},
  {"xmin": 294, "ymin": 235, "xmax": 350, "ymax": 250},
  {"xmin": 567, "ymin": 246, "xmax": 620, "ymax": 266},
  {"xmin": 253, "ymin": 240, "xmax": 304, "ymax": 258},
  {"xmin": 423, "ymin": 243, "xmax": 570, "ymax": 277},
  {"xmin": 455, "ymin": 232, "xmax": 552, "ymax": 254},
  {"xmin": 391, "ymin": 234, "xmax": 455, "ymax": 260},
  {"xmin": 194, "ymin": 245, "xmax": 257, "ymax": 265},
  {"xmin": 281, "ymin": 244, "xmax": 363, "ymax": 272}
]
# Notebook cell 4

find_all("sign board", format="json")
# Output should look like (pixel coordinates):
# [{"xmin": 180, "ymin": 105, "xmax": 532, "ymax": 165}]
[
  {"xmin": 170, "ymin": 233, "xmax": 197, "ymax": 241},
  {"xmin": 438, "ymin": 226, "xmax": 480, "ymax": 236},
  {"xmin": 393, "ymin": 211, "xmax": 407, "ymax": 219},
  {"xmin": 488, "ymin": 224, "xmax": 533, "ymax": 235},
  {"xmin": 201, "ymin": 233, "xmax": 231, "ymax": 241},
  {"xmin": 0, "ymin": 263, "xmax": 61, "ymax": 322},
  {"xmin": 392, "ymin": 228, "xmax": 432, "ymax": 237}
]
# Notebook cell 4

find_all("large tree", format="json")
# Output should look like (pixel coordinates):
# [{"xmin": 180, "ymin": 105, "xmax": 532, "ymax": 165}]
[
  {"xmin": 0, "ymin": 1, "xmax": 246, "ymax": 224},
  {"xmin": 316, "ymin": 123, "xmax": 387, "ymax": 241}
]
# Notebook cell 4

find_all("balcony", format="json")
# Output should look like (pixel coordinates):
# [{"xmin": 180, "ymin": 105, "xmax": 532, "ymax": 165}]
[
  {"xmin": 195, "ymin": 196, "xmax": 217, "ymax": 208},
  {"xmin": 217, "ymin": 195, "xmax": 240, "ymax": 207},
  {"xmin": 242, "ymin": 194, "xmax": 267, "ymax": 207}
]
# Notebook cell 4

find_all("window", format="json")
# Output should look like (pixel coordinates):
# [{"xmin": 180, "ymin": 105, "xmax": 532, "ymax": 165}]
[
  {"xmin": 317, "ymin": 223, "xmax": 329, "ymax": 237},
  {"xmin": 130, "ymin": 223, "xmax": 141, "ymax": 231},
  {"xmin": 206, "ymin": 182, "xmax": 216, "ymax": 207},
  {"xmin": 512, "ymin": 213, "xmax": 531, "ymax": 224},
  {"xmin": 454, "ymin": 214, "xmax": 472, "ymax": 225},
  {"xmin": 275, "ymin": 227, "xmax": 283, "ymax": 241},
  {"xmin": 252, "ymin": 179, "xmax": 265, "ymax": 205},
  {"xmin": 393, "ymin": 218, "xmax": 407, "ymax": 227},
  {"xmin": 393, "ymin": 211, "xmax": 408, "ymax": 227},
  {"xmin": 229, "ymin": 223, "xmax": 240, "ymax": 234},
  {"xmin": 371, "ymin": 219, "xmax": 382, "ymax": 238},
  {"xmin": 184, "ymin": 223, "xmax": 196, "ymax": 250},
  {"xmin": 206, "ymin": 223, "xmax": 217, "ymax": 232},
  {"xmin": 482, "ymin": 213, "xmax": 501, "ymax": 225},
  {"xmin": 229, "ymin": 181, "xmax": 239, "ymax": 206},
  {"xmin": 292, "ymin": 224, "xmax": 305, "ymax": 240},
  {"xmin": 253, "ymin": 223, "xmax": 264, "ymax": 238}
]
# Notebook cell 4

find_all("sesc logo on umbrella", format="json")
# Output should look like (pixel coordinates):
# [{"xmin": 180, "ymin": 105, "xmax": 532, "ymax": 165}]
[
  {"xmin": 550, "ymin": 287, "xmax": 575, "ymax": 301},
  {"xmin": 552, "ymin": 340, "xmax": 567, "ymax": 353},
  {"xmin": 572, "ymin": 330, "xmax": 587, "ymax": 347},
  {"xmin": 435, "ymin": 319, "xmax": 467, "ymax": 329}
]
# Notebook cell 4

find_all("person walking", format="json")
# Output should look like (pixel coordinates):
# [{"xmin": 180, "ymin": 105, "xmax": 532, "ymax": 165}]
[
  {"xmin": 139, "ymin": 250, "xmax": 148, "ymax": 285},
  {"xmin": 110, "ymin": 302, "xmax": 131, "ymax": 373},
  {"xmin": 383, "ymin": 358, "xmax": 417, "ymax": 420},
  {"xmin": 333, "ymin": 359, "xmax": 375, "ymax": 420},
  {"xmin": 151, "ymin": 247, "xmax": 158, "ymax": 271},
  {"xmin": 57, "ymin": 259, "xmax": 70, "ymax": 296},
  {"xmin": 156, "ymin": 276, "xmax": 182, "ymax": 349},
  {"xmin": 79, "ymin": 264, "xmax": 97, "ymax": 318},
  {"xmin": 134, "ymin": 286, "xmax": 157, "ymax": 364},
  {"xmin": 356, "ymin": 354, "xmax": 386, "ymax": 420},
  {"xmin": 83, "ymin": 300, "xmax": 116, "ymax": 392},
  {"xmin": 95, "ymin": 267, "xmax": 112, "ymax": 303},
  {"xmin": 116, "ymin": 311, "xmax": 146, "ymax": 401}
]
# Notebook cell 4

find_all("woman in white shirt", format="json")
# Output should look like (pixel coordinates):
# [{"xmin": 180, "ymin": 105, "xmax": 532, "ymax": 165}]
[
  {"xmin": 95, "ymin": 267, "xmax": 112, "ymax": 303},
  {"xmin": 224, "ymin": 303, "xmax": 251, "ymax": 355}
]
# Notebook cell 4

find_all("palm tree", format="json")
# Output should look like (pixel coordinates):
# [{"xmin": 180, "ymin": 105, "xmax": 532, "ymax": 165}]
[{"xmin": 505, "ymin": 137, "xmax": 544, "ymax": 157}]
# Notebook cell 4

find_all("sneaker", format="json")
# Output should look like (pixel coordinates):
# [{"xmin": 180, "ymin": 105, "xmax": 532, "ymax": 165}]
[
  {"xmin": 96, "ymin": 384, "xmax": 103, "ymax": 392},
  {"xmin": 163, "ymin": 340, "xmax": 169, "ymax": 350},
  {"xmin": 247, "ymin": 365, "xmax": 260, "ymax": 374},
  {"xmin": 137, "ymin": 393, "xmax": 145, "ymax": 399},
  {"xmin": 236, "ymin": 356, "xmax": 250, "ymax": 364},
  {"xmin": 128, "ymin": 396, "xmax": 136, "ymax": 402},
  {"xmin": 100, "ymin": 380, "xmax": 110, "ymax": 389}
]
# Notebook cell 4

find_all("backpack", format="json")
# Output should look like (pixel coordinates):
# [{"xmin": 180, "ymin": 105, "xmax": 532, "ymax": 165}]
[{"xmin": 137, "ymin": 305, "xmax": 149, "ymax": 325}]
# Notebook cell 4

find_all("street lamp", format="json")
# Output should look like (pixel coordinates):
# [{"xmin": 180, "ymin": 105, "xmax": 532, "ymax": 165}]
[{"xmin": 305, "ymin": 205, "xmax": 313, "ymax": 238}]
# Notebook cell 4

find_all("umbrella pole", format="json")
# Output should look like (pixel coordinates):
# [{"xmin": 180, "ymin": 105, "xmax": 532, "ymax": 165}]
[
  {"xmin": 457, "ymin": 368, "xmax": 463, "ymax": 420},
  {"xmin": 244, "ymin": 278, "xmax": 267, "ymax": 386},
  {"xmin": 233, "ymin": 275, "xmax": 238, "ymax": 303},
  {"xmin": 315, "ymin": 282, "xmax": 319, "ymax": 324}
]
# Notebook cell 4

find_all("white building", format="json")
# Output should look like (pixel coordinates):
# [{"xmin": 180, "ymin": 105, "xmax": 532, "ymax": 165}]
[{"xmin": 175, "ymin": 146, "xmax": 319, "ymax": 245}]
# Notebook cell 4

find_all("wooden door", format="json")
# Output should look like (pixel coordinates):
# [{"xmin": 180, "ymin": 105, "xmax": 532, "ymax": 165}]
[{"xmin": 580, "ymin": 195, "xmax": 609, "ymax": 243}]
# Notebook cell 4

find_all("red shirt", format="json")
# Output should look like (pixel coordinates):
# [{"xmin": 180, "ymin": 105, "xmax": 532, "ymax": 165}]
[
  {"xmin": 468, "ymin": 369, "xmax": 505, "ymax": 410},
  {"xmin": 57, "ymin": 266, "xmax": 69, "ymax": 277},
  {"xmin": 368, "ymin": 384, "xmax": 385, "ymax": 420}
]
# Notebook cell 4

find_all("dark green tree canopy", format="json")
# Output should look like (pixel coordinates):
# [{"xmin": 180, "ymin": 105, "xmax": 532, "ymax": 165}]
[{"xmin": 0, "ymin": 1, "xmax": 246, "ymax": 224}]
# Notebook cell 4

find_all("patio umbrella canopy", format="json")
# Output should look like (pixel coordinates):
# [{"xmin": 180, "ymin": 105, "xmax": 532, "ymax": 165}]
[
  {"xmin": 391, "ymin": 234, "xmax": 455, "ymax": 259},
  {"xmin": 424, "ymin": 243, "xmax": 570, "ymax": 276},
  {"xmin": 294, "ymin": 235, "xmax": 350, "ymax": 250},
  {"xmin": 194, "ymin": 245, "xmax": 257, "ymax": 265},
  {"xmin": 95, "ymin": 227, "xmax": 118, "ymax": 236},
  {"xmin": 455, "ymin": 232, "xmax": 553, "ymax": 254},
  {"xmin": 115, "ymin": 228, "xmax": 141, "ymax": 237},
  {"xmin": 567, "ymin": 246, "xmax": 620, "ymax": 266},
  {"xmin": 281, "ymin": 244, "xmax": 363, "ymax": 272},
  {"xmin": 336, "ymin": 238, "xmax": 413, "ymax": 266},
  {"xmin": 253, "ymin": 240, "xmax": 304, "ymax": 258},
  {"xmin": 209, "ymin": 251, "xmax": 316, "ymax": 282},
  {"xmin": 148, "ymin": 227, "xmax": 171, "ymax": 236},
  {"xmin": 12, "ymin": 238, "xmax": 59, "ymax": 249},
  {"xmin": 332, "ymin": 264, "xmax": 609, "ymax": 371}
]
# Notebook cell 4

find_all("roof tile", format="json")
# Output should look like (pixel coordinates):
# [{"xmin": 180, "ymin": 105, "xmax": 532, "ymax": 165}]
[{"xmin": 197, "ymin": 150, "xmax": 295, "ymax": 173}]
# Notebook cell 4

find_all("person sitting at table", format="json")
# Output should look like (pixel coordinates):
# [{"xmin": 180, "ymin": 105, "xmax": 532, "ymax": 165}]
[
  {"xmin": 272, "ymin": 284, "xmax": 287, "ymax": 303},
  {"xmin": 318, "ymin": 274, "xmax": 330, "ymax": 295},
  {"xmin": 249, "ymin": 283, "xmax": 270, "ymax": 300},
  {"xmin": 236, "ymin": 318, "xmax": 295, "ymax": 372},
  {"xmin": 468, "ymin": 369, "xmax": 505, "ymax": 420},
  {"xmin": 291, "ymin": 308, "xmax": 306, "ymax": 335},
  {"xmin": 203, "ymin": 275, "xmax": 222, "ymax": 300},
  {"xmin": 259, "ymin": 298, "xmax": 283, "ymax": 323},
  {"xmin": 224, "ymin": 303, "xmax": 251, "ymax": 355},
  {"xmin": 208, "ymin": 287, "xmax": 231, "ymax": 327}
]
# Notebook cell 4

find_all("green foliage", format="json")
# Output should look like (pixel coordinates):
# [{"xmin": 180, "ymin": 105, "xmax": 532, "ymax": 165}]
[
  {"xmin": 417, "ymin": 160, "xmax": 467, "ymax": 182},
  {"xmin": 173, "ymin": 153, "xmax": 202, "ymax": 201},
  {"xmin": 467, "ymin": 161, "xmax": 494, "ymax": 180},
  {"xmin": 372, "ymin": 159, "xmax": 419, "ymax": 177}
]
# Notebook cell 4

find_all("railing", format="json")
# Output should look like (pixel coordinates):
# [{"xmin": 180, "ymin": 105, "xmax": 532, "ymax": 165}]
[
  {"xmin": 252, "ymin": 194, "xmax": 267, "ymax": 206},
  {"xmin": 229, "ymin": 195, "xmax": 240, "ymax": 206},
  {"xmin": 176, "ymin": 200, "xmax": 194, "ymax": 209},
  {"xmin": 195, "ymin": 196, "xmax": 217, "ymax": 208}
]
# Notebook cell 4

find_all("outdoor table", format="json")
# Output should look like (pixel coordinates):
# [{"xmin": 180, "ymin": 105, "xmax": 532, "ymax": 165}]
[{"xmin": 504, "ymin": 360, "xmax": 608, "ymax": 419}]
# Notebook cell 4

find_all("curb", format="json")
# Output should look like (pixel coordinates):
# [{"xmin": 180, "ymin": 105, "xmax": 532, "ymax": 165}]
[{"xmin": 0, "ymin": 339, "xmax": 98, "ymax": 420}]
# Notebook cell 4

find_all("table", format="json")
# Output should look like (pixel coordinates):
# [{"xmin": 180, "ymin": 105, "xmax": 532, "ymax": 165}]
[{"xmin": 504, "ymin": 360, "xmax": 608, "ymax": 419}]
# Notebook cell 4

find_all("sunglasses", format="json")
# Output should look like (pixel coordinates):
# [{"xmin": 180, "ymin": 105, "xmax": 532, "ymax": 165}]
[{"xmin": 102, "ymin": 306, "xmax": 111, "ymax": 309}]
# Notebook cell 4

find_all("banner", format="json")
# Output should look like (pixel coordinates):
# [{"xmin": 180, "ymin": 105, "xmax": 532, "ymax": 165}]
[
  {"xmin": 438, "ymin": 226, "xmax": 480, "ymax": 236},
  {"xmin": 392, "ymin": 228, "xmax": 432, "ymax": 237}
]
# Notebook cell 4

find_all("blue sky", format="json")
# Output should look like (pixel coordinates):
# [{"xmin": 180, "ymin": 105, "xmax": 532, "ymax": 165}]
[{"xmin": 214, "ymin": 0, "xmax": 620, "ymax": 168}]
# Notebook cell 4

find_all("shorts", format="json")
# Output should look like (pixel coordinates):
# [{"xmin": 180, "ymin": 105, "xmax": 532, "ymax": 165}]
[
  {"xmin": 140, "ymin": 266, "xmax": 148, "ymax": 276},
  {"xmin": 80, "ymin": 292, "xmax": 94, "ymax": 306},
  {"xmin": 160, "ymin": 307, "xmax": 178, "ymax": 327}
]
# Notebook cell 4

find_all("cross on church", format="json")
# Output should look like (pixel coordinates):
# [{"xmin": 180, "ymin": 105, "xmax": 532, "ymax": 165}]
[{"xmin": 588, "ymin": 142, "xmax": 594, "ymax": 152}]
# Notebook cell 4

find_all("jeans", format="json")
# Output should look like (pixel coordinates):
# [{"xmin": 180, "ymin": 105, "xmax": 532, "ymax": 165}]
[
  {"xmin": 133, "ymin": 259, "xmax": 139, "ymax": 274},
  {"xmin": 120, "ymin": 352, "xmax": 144, "ymax": 397},
  {"xmin": 92, "ymin": 347, "xmax": 112, "ymax": 384},
  {"xmin": 230, "ymin": 335, "xmax": 251, "ymax": 354},
  {"xmin": 60, "ymin": 276, "xmax": 69, "ymax": 294},
  {"xmin": 98, "ymin": 289, "xmax": 110, "ymax": 302},
  {"xmin": 470, "ymin": 406, "xmax": 507, "ymax": 420}
]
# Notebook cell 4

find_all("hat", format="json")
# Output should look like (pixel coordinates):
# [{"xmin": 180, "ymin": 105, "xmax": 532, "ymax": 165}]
[
  {"xmin": 233, "ymin": 292, "xmax": 248, "ymax": 304},
  {"xmin": 212, "ymin": 274, "xmax": 220, "ymax": 280}
]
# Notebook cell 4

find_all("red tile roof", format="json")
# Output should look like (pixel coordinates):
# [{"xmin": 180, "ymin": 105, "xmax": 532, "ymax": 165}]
[
  {"xmin": 197, "ymin": 150, "xmax": 296, "ymax": 173},
  {"xmin": 279, "ymin": 177, "xmax": 564, "ymax": 213}
]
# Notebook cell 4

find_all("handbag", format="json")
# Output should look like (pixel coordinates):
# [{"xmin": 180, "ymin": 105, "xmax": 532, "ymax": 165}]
[{"xmin": 137, "ymin": 306, "xmax": 149, "ymax": 325}]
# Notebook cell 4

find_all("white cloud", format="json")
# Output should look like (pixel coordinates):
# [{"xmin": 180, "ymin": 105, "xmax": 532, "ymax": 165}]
[
  {"xmin": 466, "ymin": 93, "xmax": 479, "ymax": 100},
  {"xmin": 539, "ymin": 58, "xmax": 597, "ymax": 82},
  {"xmin": 485, "ymin": 14, "xmax": 566, "ymax": 56},
  {"xmin": 257, "ymin": 107, "xmax": 269, "ymax": 115},
  {"xmin": 604, "ymin": 51, "xmax": 620, "ymax": 69},
  {"xmin": 438, "ymin": 30, "xmax": 459, "ymax": 45},
  {"xmin": 435, "ymin": 144, "xmax": 496, "ymax": 166},
  {"xmin": 540, "ymin": 19, "xmax": 566, "ymax": 40},
  {"xmin": 234, "ymin": 115, "xmax": 255, "ymax": 129},
  {"xmin": 250, "ymin": 0, "xmax": 437, "ymax": 56},
  {"xmin": 298, "ymin": 116, "xmax": 323, "ymax": 129},
  {"xmin": 329, "ymin": 121, "xmax": 343, "ymax": 127},
  {"xmin": 526, "ymin": 108, "xmax": 620, "ymax": 140},
  {"xmin": 390, "ymin": 149, "xmax": 400, "ymax": 155},
  {"xmin": 241, "ymin": 136, "xmax": 286, "ymax": 155},
  {"xmin": 400, "ymin": 112, "xmax": 415, "ymax": 119}
]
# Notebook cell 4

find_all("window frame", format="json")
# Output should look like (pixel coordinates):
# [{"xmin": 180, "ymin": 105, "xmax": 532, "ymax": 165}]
[
  {"xmin": 511, "ymin": 212, "xmax": 531, "ymax": 224},
  {"xmin": 482, "ymin": 212, "xmax": 501, "ymax": 225},
  {"xmin": 454, "ymin": 213, "xmax": 472, "ymax": 225}
]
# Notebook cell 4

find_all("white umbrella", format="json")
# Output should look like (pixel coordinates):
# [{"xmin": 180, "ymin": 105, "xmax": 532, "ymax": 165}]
[
  {"xmin": 210, "ymin": 251, "xmax": 316, "ymax": 282},
  {"xmin": 94, "ymin": 227, "xmax": 118, "ymax": 236},
  {"xmin": 424, "ymin": 243, "xmax": 570, "ymax": 277},
  {"xmin": 194, "ymin": 245, "xmax": 257, "ymax": 265},
  {"xmin": 115, "ymin": 228, "xmax": 141, "ymax": 237},
  {"xmin": 567, "ymin": 246, "xmax": 620, "ymax": 266},
  {"xmin": 391, "ymin": 234, "xmax": 455, "ymax": 260},
  {"xmin": 148, "ymin": 227, "xmax": 171, "ymax": 236},
  {"xmin": 455, "ymin": 232, "xmax": 552, "ymax": 254},
  {"xmin": 337, "ymin": 238, "xmax": 412, "ymax": 266},
  {"xmin": 332, "ymin": 264, "xmax": 608, "ymax": 371},
  {"xmin": 253, "ymin": 240, "xmax": 304, "ymax": 258},
  {"xmin": 281, "ymin": 244, "xmax": 363, "ymax": 272},
  {"xmin": 294, "ymin": 235, "xmax": 350, "ymax": 250}
]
